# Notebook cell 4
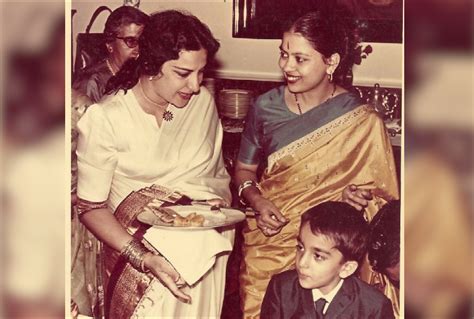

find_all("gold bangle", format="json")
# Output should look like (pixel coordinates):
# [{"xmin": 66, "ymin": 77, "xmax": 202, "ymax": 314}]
[
  {"xmin": 238, "ymin": 180, "xmax": 258, "ymax": 205},
  {"xmin": 120, "ymin": 238, "xmax": 150, "ymax": 272}
]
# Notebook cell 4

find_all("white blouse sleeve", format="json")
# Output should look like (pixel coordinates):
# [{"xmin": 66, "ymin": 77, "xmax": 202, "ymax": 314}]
[{"xmin": 76, "ymin": 104, "xmax": 118, "ymax": 202}]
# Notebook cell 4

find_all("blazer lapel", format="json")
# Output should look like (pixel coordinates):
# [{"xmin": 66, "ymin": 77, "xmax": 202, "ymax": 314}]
[
  {"xmin": 302, "ymin": 287, "xmax": 317, "ymax": 318},
  {"xmin": 324, "ymin": 278, "xmax": 356, "ymax": 318},
  {"xmin": 293, "ymin": 286, "xmax": 318, "ymax": 319}
]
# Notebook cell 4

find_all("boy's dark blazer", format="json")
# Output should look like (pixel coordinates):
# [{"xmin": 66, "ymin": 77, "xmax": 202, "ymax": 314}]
[{"xmin": 261, "ymin": 269, "xmax": 394, "ymax": 319}]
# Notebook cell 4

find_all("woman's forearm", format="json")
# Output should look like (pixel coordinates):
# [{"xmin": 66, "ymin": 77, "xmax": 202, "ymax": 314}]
[{"xmin": 79, "ymin": 208, "xmax": 132, "ymax": 252}]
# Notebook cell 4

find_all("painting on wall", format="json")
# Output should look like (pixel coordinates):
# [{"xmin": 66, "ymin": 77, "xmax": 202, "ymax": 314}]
[{"xmin": 233, "ymin": 0, "xmax": 402, "ymax": 43}]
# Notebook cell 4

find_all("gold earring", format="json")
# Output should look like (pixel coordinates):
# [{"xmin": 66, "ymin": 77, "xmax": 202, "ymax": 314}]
[{"xmin": 327, "ymin": 72, "xmax": 333, "ymax": 82}]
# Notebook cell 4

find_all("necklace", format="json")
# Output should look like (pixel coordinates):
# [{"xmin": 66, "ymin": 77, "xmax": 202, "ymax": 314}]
[
  {"xmin": 294, "ymin": 83, "xmax": 337, "ymax": 115},
  {"xmin": 105, "ymin": 59, "xmax": 116, "ymax": 76},
  {"xmin": 139, "ymin": 79, "xmax": 174, "ymax": 121}
]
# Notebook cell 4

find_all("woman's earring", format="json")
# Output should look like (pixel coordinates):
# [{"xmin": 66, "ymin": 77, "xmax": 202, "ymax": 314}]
[
  {"xmin": 149, "ymin": 72, "xmax": 163, "ymax": 81},
  {"xmin": 327, "ymin": 72, "xmax": 333, "ymax": 82}
]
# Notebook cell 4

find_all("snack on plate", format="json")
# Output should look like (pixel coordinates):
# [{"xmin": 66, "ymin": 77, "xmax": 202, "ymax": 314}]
[
  {"xmin": 173, "ymin": 213, "xmax": 190, "ymax": 226},
  {"xmin": 143, "ymin": 201, "xmax": 209, "ymax": 227},
  {"xmin": 144, "ymin": 206, "xmax": 176, "ymax": 224},
  {"xmin": 173, "ymin": 212, "xmax": 205, "ymax": 227},
  {"xmin": 189, "ymin": 214, "xmax": 205, "ymax": 226}
]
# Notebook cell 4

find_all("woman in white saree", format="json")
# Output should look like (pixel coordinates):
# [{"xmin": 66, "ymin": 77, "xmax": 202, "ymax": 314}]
[{"xmin": 76, "ymin": 10, "xmax": 232, "ymax": 318}]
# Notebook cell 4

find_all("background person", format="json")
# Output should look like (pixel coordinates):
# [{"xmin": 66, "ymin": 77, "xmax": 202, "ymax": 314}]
[{"xmin": 73, "ymin": 6, "xmax": 148, "ymax": 103}]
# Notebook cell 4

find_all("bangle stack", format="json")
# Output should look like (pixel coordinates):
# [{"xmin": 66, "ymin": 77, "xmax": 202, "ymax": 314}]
[
  {"xmin": 120, "ymin": 238, "xmax": 151, "ymax": 273},
  {"xmin": 238, "ymin": 180, "xmax": 258, "ymax": 205}
]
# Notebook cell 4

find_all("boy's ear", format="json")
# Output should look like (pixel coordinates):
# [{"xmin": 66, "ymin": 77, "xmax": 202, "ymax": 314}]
[{"xmin": 339, "ymin": 260, "xmax": 358, "ymax": 279}]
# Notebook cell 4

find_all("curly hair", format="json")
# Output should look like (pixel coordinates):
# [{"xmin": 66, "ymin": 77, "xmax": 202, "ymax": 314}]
[
  {"xmin": 106, "ymin": 10, "xmax": 219, "ymax": 94},
  {"xmin": 103, "ymin": 6, "xmax": 149, "ymax": 44},
  {"xmin": 284, "ymin": 5, "xmax": 359, "ymax": 85}
]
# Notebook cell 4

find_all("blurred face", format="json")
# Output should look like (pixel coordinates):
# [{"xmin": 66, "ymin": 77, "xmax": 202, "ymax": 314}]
[
  {"xmin": 278, "ymin": 31, "xmax": 331, "ymax": 94},
  {"xmin": 107, "ymin": 23, "xmax": 144, "ymax": 67},
  {"xmin": 296, "ymin": 223, "xmax": 353, "ymax": 294},
  {"xmin": 149, "ymin": 48, "xmax": 207, "ymax": 108}
]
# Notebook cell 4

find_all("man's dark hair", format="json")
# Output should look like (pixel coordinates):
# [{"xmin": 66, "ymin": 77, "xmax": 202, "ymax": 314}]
[{"xmin": 104, "ymin": 6, "xmax": 149, "ymax": 43}]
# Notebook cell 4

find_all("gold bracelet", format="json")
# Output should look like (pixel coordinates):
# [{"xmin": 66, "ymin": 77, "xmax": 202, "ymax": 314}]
[
  {"xmin": 238, "ymin": 180, "xmax": 258, "ymax": 205},
  {"xmin": 120, "ymin": 238, "xmax": 150, "ymax": 272}
]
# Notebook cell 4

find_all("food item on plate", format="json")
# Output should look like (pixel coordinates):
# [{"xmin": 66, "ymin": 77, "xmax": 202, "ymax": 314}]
[
  {"xmin": 144, "ymin": 206, "xmax": 176, "ymax": 224},
  {"xmin": 173, "ymin": 213, "xmax": 190, "ymax": 226},
  {"xmin": 173, "ymin": 212, "xmax": 205, "ymax": 227},
  {"xmin": 144, "ymin": 202, "xmax": 215, "ymax": 227},
  {"xmin": 188, "ymin": 214, "xmax": 205, "ymax": 226}
]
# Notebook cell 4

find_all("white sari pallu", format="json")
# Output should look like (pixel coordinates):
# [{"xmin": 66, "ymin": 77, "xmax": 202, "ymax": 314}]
[{"xmin": 76, "ymin": 87, "xmax": 233, "ymax": 318}]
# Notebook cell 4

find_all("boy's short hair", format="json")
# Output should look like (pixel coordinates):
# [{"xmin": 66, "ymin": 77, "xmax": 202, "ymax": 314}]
[
  {"xmin": 368, "ymin": 200, "xmax": 400, "ymax": 272},
  {"xmin": 301, "ymin": 201, "xmax": 369, "ymax": 264}
]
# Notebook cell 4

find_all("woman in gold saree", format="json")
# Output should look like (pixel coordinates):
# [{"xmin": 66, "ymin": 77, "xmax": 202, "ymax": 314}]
[{"xmin": 235, "ymin": 9, "xmax": 399, "ymax": 318}]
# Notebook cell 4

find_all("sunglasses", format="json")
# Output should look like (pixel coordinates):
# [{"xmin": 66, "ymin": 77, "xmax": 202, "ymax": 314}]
[{"xmin": 116, "ymin": 36, "xmax": 139, "ymax": 48}]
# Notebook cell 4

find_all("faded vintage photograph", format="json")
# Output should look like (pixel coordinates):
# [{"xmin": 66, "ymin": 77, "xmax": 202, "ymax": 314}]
[
  {"xmin": 3, "ymin": 0, "xmax": 472, "ymax": 318},
  {"xmin": 69, "ymin": 1, "xmax": 402, "ymax": 318}
]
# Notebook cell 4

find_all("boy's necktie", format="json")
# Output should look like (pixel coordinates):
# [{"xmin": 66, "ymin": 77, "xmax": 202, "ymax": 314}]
[{"xmin": 314, "ymin": 298, "xmax": 327, "ymax": 319}]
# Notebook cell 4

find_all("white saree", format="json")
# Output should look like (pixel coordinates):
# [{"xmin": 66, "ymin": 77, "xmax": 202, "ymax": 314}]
[{"xmin": 76, "ymin": 87, "xmax": 233, "ymax": 318}]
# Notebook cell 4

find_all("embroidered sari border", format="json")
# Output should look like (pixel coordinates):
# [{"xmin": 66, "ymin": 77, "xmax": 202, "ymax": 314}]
[
  {"xmin": 267, "ymin": 104, "xmax": 373, "ymax": 169},
  {"xmin": 104, "ymin": 184, "xmax": 186, "ymax": 319}
]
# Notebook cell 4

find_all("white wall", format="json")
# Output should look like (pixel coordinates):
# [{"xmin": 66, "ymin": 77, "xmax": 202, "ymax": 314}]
[{"xmin": 72, "ymin": 1, "xmax": 402, "ymax": 88}]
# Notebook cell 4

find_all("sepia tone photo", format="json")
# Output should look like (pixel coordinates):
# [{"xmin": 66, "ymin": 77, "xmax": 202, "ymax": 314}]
[{"xmin": 70, "ymin": 0, "xmax": 402, "ymax": 318}]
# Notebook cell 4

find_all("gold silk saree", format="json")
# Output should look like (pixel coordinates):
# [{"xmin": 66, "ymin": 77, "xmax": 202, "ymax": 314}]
[{"xmin": 240, "ymin": 104, "xmax": 399, "ymax": 318}]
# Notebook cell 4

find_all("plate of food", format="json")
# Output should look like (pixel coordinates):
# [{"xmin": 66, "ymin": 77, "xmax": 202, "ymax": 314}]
[{"xmin": 137, "ymin": 203, "xmax": 246, "ymax": 230}]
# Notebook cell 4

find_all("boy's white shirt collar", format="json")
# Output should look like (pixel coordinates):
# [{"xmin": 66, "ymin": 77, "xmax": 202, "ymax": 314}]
[{"xmin": 311, "ymin": 278, "xmax": 344, "ymax": 314}]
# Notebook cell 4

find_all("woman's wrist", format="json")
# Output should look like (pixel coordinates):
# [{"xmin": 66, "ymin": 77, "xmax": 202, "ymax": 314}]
[
  {"xmin": 141, "ymin": 252, "xmax": 155, "ymax": 273},
  {"xmin": 120, "ymin": 237, "xmax": 152, "ymax": 272},
  {"xmin": 238, "ymin": 180, "xmax": 259, "ymax": 205},
  {"xmin": 241, "ymin": 186, "xmax": 263, "ymax": 208}
]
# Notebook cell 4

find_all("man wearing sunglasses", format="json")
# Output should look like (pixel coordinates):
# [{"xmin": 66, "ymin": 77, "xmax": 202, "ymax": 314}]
[{"xmin": 73, "ymin": 6, "xmax": 148, "ymax": 103}]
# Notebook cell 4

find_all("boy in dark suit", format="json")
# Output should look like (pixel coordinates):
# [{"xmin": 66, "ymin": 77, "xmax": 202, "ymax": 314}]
[{"xmin": 261, "ymin": 201, "xmax": 394, "ymax": 319}]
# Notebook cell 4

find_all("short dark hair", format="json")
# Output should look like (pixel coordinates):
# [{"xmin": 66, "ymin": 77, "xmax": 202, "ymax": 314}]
[
  {"xmin": 368, "ymin": 200, "xmax": 400, "ymax": 272},
  {"xmin": 301, "ymin": 201, "xmax": 369, "ymax": 264},
  {"xmin": 106, "ymin": 10, "xmax": 219, "ymax": 94},
  {"xmin": 104, "ymin": 6, "xmax": 149, "ymax": 43}
]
